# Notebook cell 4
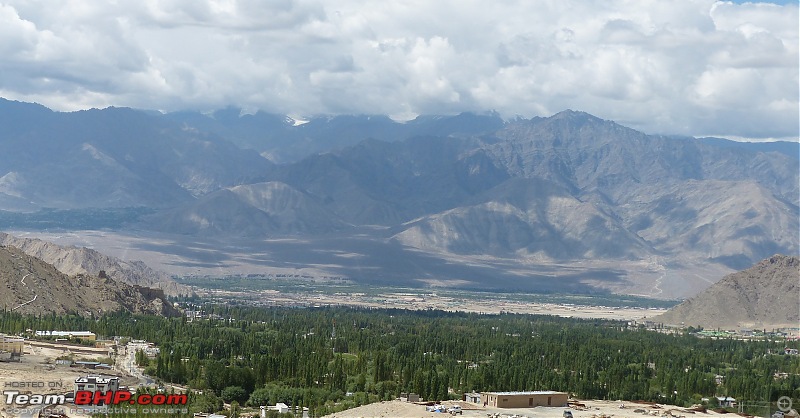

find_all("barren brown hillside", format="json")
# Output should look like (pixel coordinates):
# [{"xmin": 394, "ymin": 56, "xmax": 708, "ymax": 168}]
[
  {"xmin": 654, "ymin": 254, "xmax": 799, "ymax": 329},
  {"xmin": 0, "ymin": 245, "xmax": 178, "ymax": 316},
  {"xmin": 0, "ymin": 232, "xmax": 190, "ymax": 297}
]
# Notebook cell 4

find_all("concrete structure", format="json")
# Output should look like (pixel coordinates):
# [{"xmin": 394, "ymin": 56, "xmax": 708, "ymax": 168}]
[
  {"xmin": 400, "ymin": 392, "xmax": 420, "ymax": 402},
  {"xmin": 463, "ymin": 392, "xmax": 482, "ymax": 403},
  {"xmin": 36, "ymin": 331, "xmax": 97, "ymax": 342},
  {"xmin": 0, "ymin": 333, "xmax": 24, "ymax": 354},
  {"xmin": 261, "ymin": 403, "xmax": 289, "ymax": 417},
  {"xmin": 74, "ymin": 375, "xmax": 120, "ymax": 405},
  {"xmin": 481, "ymin": 391, "xmax": 568, "ymax": 408}
]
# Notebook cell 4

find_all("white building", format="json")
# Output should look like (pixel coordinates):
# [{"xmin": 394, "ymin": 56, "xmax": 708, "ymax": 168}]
[
  {"xmin": 261, "ymin": 403, "xmax": 289, "ymax": 417},
  {"xmin": 74, "ymin": 375, "xmax": 120, "ymax": 405}
]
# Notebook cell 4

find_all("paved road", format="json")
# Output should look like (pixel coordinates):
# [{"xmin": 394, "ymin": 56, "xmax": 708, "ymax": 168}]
[{"xmin": 115, "ymin": 343, "xmax": 155, "ymax": 387}]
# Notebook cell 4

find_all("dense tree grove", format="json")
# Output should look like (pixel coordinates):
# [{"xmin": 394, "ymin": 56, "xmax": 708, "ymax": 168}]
[{"xmin": 1, "ymin": 306, "xmax": 798, "ymax": 416}]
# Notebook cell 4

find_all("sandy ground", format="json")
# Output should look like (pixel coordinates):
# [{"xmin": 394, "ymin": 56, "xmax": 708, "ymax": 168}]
[
  {"xmin": 0, "ymin": 343, "xmax": 138, "ymax": 418},
  {"xmin": 322, "ymin": 399, "xmax": 733, "ymax": 418}
]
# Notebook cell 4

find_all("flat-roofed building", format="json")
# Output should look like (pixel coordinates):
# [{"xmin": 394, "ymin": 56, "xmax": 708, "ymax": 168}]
[
  {"xmin": 481, "ymin": 391, "xmax": 568, "ymax": 408},
  {"xmin": 36, "ymin": 331, "xmax": 97, "ymax": 342}
]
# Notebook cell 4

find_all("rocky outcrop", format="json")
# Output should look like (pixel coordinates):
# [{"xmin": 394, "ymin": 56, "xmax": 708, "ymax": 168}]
[
  {"xmin": 0, "ymin": 245, "xmax": 180, "ymax": 317},
  {"xmin": 0, "ymin": 232, "xmax": 190, "ymax": 297}
]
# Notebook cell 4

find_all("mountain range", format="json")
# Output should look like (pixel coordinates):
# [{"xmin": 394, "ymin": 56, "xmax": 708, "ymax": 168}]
[
  {"xmin": 0, "ymin": 98, "xmax": 797, "ymax": 299},
  {"xmin": 0, "ymin": 99, "xmax": 270, "ymax": 211}
]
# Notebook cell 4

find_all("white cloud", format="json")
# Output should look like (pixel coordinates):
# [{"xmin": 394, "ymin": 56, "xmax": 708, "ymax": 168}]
[{"xmin": 0, "ymin": 0, "xmax": 796, "ymax": 139}]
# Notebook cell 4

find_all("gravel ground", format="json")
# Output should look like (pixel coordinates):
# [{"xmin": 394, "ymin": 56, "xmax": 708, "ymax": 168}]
[{"xmin": 322, "ymin": 399, "xmax": 733, "ymax": 418}]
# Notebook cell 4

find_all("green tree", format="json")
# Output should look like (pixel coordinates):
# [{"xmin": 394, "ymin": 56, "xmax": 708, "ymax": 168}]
[{"xmin": 221, "ymin": 386, "xmax": 248, "ymax": 404}]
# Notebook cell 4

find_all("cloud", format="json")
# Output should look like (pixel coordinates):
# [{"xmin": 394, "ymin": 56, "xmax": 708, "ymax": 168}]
[{"xmin": 0, "ymin": 0, "xmax": 796, "ymax": 140}]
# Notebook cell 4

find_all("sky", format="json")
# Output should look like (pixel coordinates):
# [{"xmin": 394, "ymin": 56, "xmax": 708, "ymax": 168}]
[{"xmin": 0, "ymin": 0, "xmax": 797, "ymax": 141}]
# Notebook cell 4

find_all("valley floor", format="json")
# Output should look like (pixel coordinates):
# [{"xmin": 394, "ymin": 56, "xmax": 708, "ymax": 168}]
[
  {"xmin": 192, "ymin": 285, "xmax": 668, "ymax": 321},
  {"xmin": 6, "ymin": 229, "xmax": 732, "ymax": 299}
]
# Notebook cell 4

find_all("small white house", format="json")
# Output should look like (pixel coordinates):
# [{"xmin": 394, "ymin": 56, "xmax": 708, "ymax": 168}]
[{"xmin": 463, "ymin": 392, "xmax": 481, "ymax": 403}]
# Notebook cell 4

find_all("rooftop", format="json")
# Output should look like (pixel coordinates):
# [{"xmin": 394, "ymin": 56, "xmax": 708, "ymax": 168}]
[
  {"xmin": 35, "ymin": 331, "xmax": 96, "ymax": 337},
  {"xmin": 75, "ymin": 375, "xmax": 119, "ymax": 384}
]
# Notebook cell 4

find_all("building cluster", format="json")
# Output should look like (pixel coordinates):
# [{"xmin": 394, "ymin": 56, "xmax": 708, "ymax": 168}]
[
  {"xmin": 184, "ymin": 309, "xmax": 226, "ymax": 322},
  {"xmin": 695, "ymin": 328, "xmax": 800, "ymax": 340},
  {"xmin": 259, "ymin": 403, "xmax": 309, "ymax": 418},
  {"xmin": 399, "ymin": 390, "xmax": 570, "ymax": 409},
  {"xmin": 129, "ymin": 339, "xmax": 160, "ymax": 358}
]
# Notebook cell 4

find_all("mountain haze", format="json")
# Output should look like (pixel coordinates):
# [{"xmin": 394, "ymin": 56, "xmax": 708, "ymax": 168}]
[
  {"xmin": 0, "ymin": 98, "xmax": 271, "ymax": 210},
  {"xmin": 165, "ymin": 109, "xmax": 505, "ymax": 163}
]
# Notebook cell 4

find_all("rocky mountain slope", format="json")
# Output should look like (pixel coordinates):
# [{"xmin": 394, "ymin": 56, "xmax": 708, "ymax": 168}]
[
  {"xmin": 395, "ymin": 177, "xmax": 653, "ymax": 259},
  {"xmin": 654, "ymin": 255, "xmax": 800, "ymax": 329},
  {"xmin": 0, "ymin": 245, "xmax": 179, "ymax": 316},
  {"xmin": 258, "ymin": 111, "xmax": 797, "ymax": 270},
  {"xmin": 148, "ymin": 182, "xmax": 348, "ymax": 237},
  {"xmin": 0, "ymin": 232, "xmax": 189, "ymax": 296}
]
